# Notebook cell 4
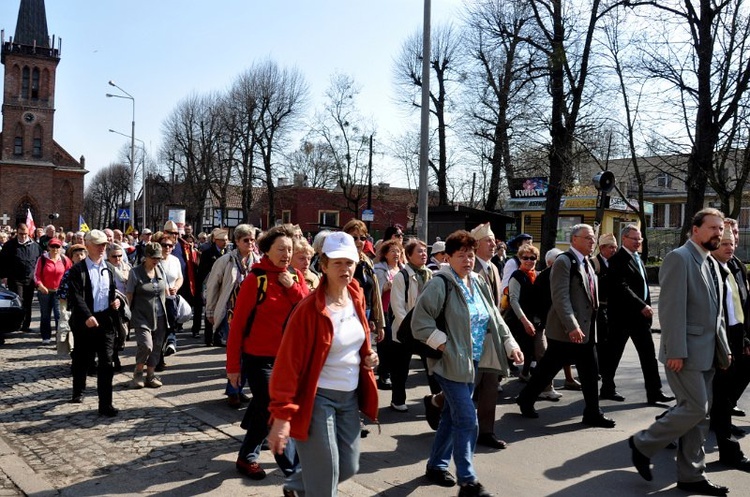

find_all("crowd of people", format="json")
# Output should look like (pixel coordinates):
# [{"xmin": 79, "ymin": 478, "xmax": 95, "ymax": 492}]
[{"xmin": 1, "ymin": 211, "xmax": 749, "ymax": 497}]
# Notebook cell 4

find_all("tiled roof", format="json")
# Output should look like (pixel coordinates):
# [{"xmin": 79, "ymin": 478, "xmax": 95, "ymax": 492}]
[{"xmin": 13, "ymin": 0, "xmax": 50, "ymax": 48}]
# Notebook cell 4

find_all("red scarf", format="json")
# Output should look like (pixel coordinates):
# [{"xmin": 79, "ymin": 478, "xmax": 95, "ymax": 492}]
[{"xmin": 521, "ymin": 267, "xmax": 537, "ymax": 285}]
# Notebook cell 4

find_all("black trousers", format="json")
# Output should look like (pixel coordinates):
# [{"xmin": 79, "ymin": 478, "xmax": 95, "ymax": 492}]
[
  {"xmin": 71, "ymin": 312, "xmax": 116, "ymax": 408},
  {"xmin": 518, "ymin": 337, "xmax": 601, "ymax": 417},
  {"xmin": 599, "ymin": 322, "xmax": 661, "ymax": 397},
  {"xmin": 8, "ymin": 279, "xmax": 35, "ymax": 330}
]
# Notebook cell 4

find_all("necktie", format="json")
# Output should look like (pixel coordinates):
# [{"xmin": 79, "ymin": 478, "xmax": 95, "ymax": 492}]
[
  {"xmin": 583, "ymin": 259, "xmax": 596, "ymax": 304},
  {"xmin": 633, "ymin": 252, "xmax": 648, "ymax": 300},
  {"xmin": 726, "ymin": 271, "xmax": 745, "ymax": 324}
]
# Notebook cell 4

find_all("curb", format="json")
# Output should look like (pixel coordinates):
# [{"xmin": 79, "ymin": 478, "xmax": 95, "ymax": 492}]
[{"xmin": 0, "ymin": 436, "xmax": 58, "ymax": 496}]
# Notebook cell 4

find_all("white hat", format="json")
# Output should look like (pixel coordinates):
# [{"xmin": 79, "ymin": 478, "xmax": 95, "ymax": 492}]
[
  {"xmin": 322, "ymin": 232, "xmax": 358, "ymax": 262},
  {"xmin": 598, "ymin": 233, "xmax": 617, "ymax": 247},
  {"xmin": 164, "ymin": 220, "xmax": 179, "ymax": 233},
  {"xmin": 470, "ymin": 222, "xmax": 495, "ymax": 240},
  {"xmin": 85, "ymin": 229, "xmax": 108, "ymax": 245},
  {"xmin": 142, "ymin": 228, "xmax": 152, "ymax": 235},
  {"xmin": 431, "ymin": 241, "xmax": 446, "ymax": 254}
]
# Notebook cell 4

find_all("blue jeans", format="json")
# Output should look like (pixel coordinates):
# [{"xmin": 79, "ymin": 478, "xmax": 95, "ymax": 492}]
[
  {"xmin": 428, "ymin": 373, "xmax": 478, "ymax": 485},
  {"xmin": 238, "ymin": 354, "xmax": 299, "ymax": 476},
  {"xmin": 37, "ymin": 290, "xmax": 60, "ymax": 340},
  {"xmin": 284, "ymin": 388, "xmax": 361, "ymax": 496}
]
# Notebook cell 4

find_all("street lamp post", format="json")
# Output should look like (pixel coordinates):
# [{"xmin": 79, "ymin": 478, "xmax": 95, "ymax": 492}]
[
  {"xmin": 109, "ymin": 129, "xmax": 146, "ymax": 229},
  {"xmin": 106, "ymin": 81, "xmax": 136, "ymax": 231}
]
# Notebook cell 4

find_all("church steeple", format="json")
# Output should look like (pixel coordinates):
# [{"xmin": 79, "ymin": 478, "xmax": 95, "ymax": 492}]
[{"xmin": 13, "ymin": 0, "xmax": 50, "ymax": 48}]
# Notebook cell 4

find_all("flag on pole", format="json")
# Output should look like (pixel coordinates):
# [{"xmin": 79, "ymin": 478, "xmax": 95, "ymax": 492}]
[
  {"xmin": 125, "ymin": 224, "xmax": 134, "ymax": 235},
  {"xmin": 78, "ymin": 215, "xmax": 90, "ymax": 232},
  {"xmin": 25, "ymin": 208, "xmax": 35, "ymax": 234}
]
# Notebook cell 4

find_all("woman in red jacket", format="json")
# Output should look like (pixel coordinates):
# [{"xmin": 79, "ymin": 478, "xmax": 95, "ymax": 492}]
[
  {"xmin": 267, "ymin": 231, "xmax": 379, "ymax": 497},
  {"xmin": 34, "ymin": 238, "xmax": 72, "ymax": 345},
  {"xmin": 226, "ymin": 225, "xmax": 309, "ymax": 481}
]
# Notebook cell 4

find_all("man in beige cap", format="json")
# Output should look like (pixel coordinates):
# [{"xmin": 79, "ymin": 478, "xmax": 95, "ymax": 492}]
[
  {"xmin": 67, "ymin": 229, "xmax": 121, "ymax": 416},
  {"xmin": 592, "ymin": 233, "xmax": 617, "ymax": 379},
  {"xmin": 194, "ymin": 228, "xmax": 228, "ymax": 342},
  {"xmin": 470, "ymin": 222, "xmax": 510, "ymax": 449}
]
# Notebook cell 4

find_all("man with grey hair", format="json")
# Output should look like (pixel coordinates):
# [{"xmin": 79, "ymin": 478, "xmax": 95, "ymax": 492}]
[
  {"xmin": 195, "ymin": 228, "xmax": 229, "ymax": 341},
  {"xmin": 517, "ymin": 224, "xmax": 615, "ymax": 428},
  {"xmin": 600, "ymin": 224, "xmax": 672, "ymax": 405}
]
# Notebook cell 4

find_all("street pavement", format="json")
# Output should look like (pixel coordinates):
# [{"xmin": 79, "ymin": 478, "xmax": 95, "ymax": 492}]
[{"xmin": 2, "ymin": 286, "xmax": 750, "ymax": 496}]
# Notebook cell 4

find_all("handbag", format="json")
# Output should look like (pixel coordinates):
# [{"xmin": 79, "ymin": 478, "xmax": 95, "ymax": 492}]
[{"xmin": 174, "ymin": 294, "xmax": 193, "ymax": 324}]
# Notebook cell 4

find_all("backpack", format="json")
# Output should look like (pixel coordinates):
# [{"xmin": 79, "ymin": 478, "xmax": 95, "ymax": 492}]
[
  {"xmin": 226, "ymin": 266, "xmax": 299, "ymax": 338},
  {"xmin": 395, "ymin": 273, "xmax": 451, "ymax": 359}
]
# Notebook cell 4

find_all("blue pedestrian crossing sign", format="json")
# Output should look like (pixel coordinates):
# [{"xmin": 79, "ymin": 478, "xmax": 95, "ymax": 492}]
[{"xmin": 118, "ymin": 208, "xmax": 130, "ymax": 221}]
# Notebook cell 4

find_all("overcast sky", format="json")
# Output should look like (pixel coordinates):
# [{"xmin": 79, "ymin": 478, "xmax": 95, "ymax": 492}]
[{"xmin": 0, "ymin": 0, "xmax": 462, "ymax": 186}]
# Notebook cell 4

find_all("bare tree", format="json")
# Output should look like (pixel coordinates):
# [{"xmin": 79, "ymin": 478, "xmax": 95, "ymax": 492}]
[
  {"xmin": 635, "ymin": 0, "xmax": 750, "ymax": 240},
  {"xmin": 463, "ymin": 0, "xmax": 541, "ymax": 210},
  {"xmin": 83, "ymin": 163, "xmax": 131, "ymax": 228},
  {"xmin": 394, "ymin": 23, "xmax": 464, "ymax": 206},
  {"xmin": 312, "ymin": 72, "xmax": 373, "ymax": 216},
  {"xmin": 283, "ymin": 140, "xmax": 338, "ymax": 189},
  {"xmin": 253, "ymin": 60, "xmax": 309, "ymax": 224}
]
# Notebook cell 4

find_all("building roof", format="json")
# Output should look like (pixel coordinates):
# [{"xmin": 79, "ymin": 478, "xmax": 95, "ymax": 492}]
[{"xmin": 13, "ymin": 0, "xmax": 49, "ymax": 48}]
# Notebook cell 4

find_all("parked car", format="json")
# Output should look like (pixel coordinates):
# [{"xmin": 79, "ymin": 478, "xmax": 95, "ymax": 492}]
[{"xmin": 0, "ymin": 284, "xmax": 24, "ymax": 342}]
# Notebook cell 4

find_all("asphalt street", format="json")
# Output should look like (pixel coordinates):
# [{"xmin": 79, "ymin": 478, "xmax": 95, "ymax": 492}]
[{"xmin": 2, "ymin": 285, "xmax": 750, "ymax": 496}]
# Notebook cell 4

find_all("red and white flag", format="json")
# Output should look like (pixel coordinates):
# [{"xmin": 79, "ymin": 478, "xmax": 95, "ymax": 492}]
[{"xmin": 25, "ymin": 208, "xmax": 36, "ymax": 234}]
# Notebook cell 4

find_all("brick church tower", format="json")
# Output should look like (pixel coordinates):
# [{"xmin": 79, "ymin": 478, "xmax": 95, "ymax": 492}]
[{"xmin": 0, "ymin": 0, "xmax": 85, "ymax": 231}]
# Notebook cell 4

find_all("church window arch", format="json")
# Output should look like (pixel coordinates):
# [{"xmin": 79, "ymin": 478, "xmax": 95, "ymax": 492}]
[
  {"xmin": 31, "ymin": 68, "xmax": 40, "ymax": 99},
  {"xmin": 22, "ymin": 66, "xmax": 30, "ymax": 98},
  {"xmin": 32, "ymin": 125, "xmax": 42, "ymax": 157}
]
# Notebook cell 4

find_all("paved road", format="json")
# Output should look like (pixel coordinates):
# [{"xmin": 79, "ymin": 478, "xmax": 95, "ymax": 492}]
[{"xmin": 1, "ymin": 287, "xmax": 750, "ymax": 497}]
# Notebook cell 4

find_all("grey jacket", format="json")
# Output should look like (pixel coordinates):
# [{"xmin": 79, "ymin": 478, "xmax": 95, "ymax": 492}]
[
  {"xmin": 658, "ymin": 241, "xmax": 730, "ymax": 370},
  {"xmin": 126, "ymin": 264, "xmax": 168, "ymax": 332},
  {"xmin": 411, "ymin": 267, "xmax": 519, "ymax": 383},
  {"xmin": 546, "ymin": 250, "xmax": 598, "ymax": 344}
]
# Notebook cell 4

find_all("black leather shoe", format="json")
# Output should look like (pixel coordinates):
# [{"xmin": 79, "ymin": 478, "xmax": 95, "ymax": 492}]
[
  {"xmin": 516, "ymin": 398, "xmax": 539, "ymax": 418},
  {"xmin": 731, "ymin": 424, "xmax": 747, "ymax": 437},
  {"xmin": 425, "ymin": 467, "xmax": 456, "ymax": 487},
  {"xmin": 582, "ymin": 414, "xmax": 616, "ymax": 428},
  {"xmin": 647, "ymin": 392, "xmax": 675, "ymax": 405},
  {"xmin": 676, "ymin": 479, "xmax": 728, "ymax": 496},
  {"xmin": 600, "ymin": 391, "xmax": 626, "ymax": 402},
  {"xmin": 69, "ymin": 394, "xmax": 83, "ymax": 404},
  {"xmin": 732, "ymin": 406, "xmax": 746, "ymax": 417},
  {"xmin": 477, "ymin": 433, "xmax": 508, "ymax": 450},
  {"xmin": 628, "ymin": 436, "xmax": 653, "ymax": 481},
  {"xmin": 377, "ymin": 378, "xmax": 392, "ymax": 390},
  {"xmin": 98, "ymin": 406, "xmax": 119, "ymax": 417},
  {"xmin": 720, "ymin": 455, "xmax": 750, "ymax": 472}
]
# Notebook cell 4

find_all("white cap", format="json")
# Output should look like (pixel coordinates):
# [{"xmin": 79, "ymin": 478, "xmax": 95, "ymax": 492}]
[
  {"xmin": 431, "ymin": 241, "xmax": 446, "ymax": 254},
  {"xmin": 322, "ymin": 232, "xmax": 359, "ymax": 262}
]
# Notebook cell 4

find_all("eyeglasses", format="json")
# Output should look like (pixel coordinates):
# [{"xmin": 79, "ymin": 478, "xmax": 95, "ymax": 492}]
[
  {"xmin": 521, "ymin": 256, "xmax": 537, "ymax": 261},
  {"xmin": 165, "ymin": 231, "xmax": 179, "ymax": 236},
  {"xmin": 396, "ymin": 233, "xmax": 404, "ymax": 237},
  {"xmin": 624, "ymin": 236, "xmax": 643, "ymax": 242},
  {"xmin": 240, "ymin": 238, "xmax": 255, "ymax": 243},
  {"xmin": 110, "ymin": 254, "xmax": 123, "ymax": 259},
  {"xmin": 357, "ymin": 236, "xmax": 368, "ymax": 241},
  {"xmin": 161, "ymin": 243, "xmax": 174, "ymax": 248},
  {"xmin": 574, "ymin": 235, "xmax": 596, "ymax": 241}
]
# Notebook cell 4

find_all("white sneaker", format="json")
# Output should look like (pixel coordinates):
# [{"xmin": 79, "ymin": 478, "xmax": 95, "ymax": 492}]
[
  {"xmin": 538, "ymin": 388, "xmax": 563, "ymax": 401},
  {"xmin": 131, "ymin": 372, "xmax": 145, "ymax": 389},
  {"xmin": 390, "ymin": 402, "xmax": 408, "ymax": 412},
  {"xmin": 41, "ymin": 339, "xmax": 51, "ymax": 345},
  {"xmin": 145, "ymin": 375, "xmax": 162, "ymax": 388},
  {"xmin": 165, "ymin": 343, "xmax": 177, "ymax": 356}
]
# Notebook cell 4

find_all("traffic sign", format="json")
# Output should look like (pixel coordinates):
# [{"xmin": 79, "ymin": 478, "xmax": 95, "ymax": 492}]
[{"xmin": 118, "ymin": 208, "xmax": 130, "ymax": 221}]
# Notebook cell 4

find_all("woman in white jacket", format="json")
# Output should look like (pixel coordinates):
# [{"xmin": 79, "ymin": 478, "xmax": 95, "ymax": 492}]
[
  {"xmin": 389, "ymin": 238, "xmax": 436, "ymax": 412},
  {"xmin": 204, "ymin": 223, "xmax": 258, "ymax": 408}
]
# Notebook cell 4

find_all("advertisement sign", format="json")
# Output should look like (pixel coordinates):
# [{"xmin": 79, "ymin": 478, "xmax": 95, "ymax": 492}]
[
  {"xmin": 168, "ymin": 208, "xmax": 186, "ymax": 235},
  {"xmin": 511, "ymin": 177, "xmax": 548, "ymax": 198}
]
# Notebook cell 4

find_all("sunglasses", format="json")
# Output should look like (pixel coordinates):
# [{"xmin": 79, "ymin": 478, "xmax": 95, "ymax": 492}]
[
  {"xmin": 356, "ymin": 236, "xmax": 368, "ymax": 241},
  {"xmin": 110, "ymin": 254, "xmax": 123, "ymax": 259},
  {"xmin": 521, "ymin": 256, "xmax": 537, "ymax": 261},
  {"xmin": 161, "ymin": 243, "xmax": 174, "ymax": 248},
  {"xmin": 165, "ymin": 231, "xmax": 179, "ymax": 236},
  {"xmin": 240, "ymin": 238, "xmax": 255, "ymax": 243}
]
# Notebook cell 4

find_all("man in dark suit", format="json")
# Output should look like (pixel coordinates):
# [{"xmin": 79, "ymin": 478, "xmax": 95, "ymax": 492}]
[
  {"xmin": 592, "ymin": 233, "xmax": 617, "ymax": 376},
  {"xmin": 67, "ymin": 229, "xmax": 121, "ymax": 417},
  {"xmin": 629, "ymin": 208, "xmax": 731, "ymax": 496},
  {"xmin": 0, "ymin": 223, "xmax": 41, "ymax": 331},
  {"xmin": 710, "ymin": 227, "xmax": 750, "ymax": 471},
  {"xmin": 600, "ymin": 225, "xmax": 673, "ymax": 404},
  {"xmin": 194, "ymin": 228, "xmax": 228, "ymax": 342},
  {"xmin": 725, "ymin": 218, "xmax": 750, "ymax": 416},
  {"xmin": 517, "ymin": 224, "xmax": 615, "ymax": 428}
]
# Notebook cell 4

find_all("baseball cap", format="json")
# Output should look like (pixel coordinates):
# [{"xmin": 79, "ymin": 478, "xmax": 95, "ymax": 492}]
[
  {"xmin": 322, "ymin": 232, "xmax": 359, "ymax": 262},
  {"xmin": 85, "ymin": 230, "xmax": 108, "ymax": 245}
]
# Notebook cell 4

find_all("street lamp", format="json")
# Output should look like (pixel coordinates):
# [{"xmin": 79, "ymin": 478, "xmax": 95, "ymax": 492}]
[
  {"xmin": 106, "ymin": 80, "xmax": 136, "ymax": 231},
  {"xmin": 109, "ymin": 129, "xmax": 146, "ymax": 229}
]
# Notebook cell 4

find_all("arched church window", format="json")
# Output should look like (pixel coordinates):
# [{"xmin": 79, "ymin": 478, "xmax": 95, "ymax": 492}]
[{"xmin": 31, "ymin": 68, "xmax": 40, "ymax": 99}]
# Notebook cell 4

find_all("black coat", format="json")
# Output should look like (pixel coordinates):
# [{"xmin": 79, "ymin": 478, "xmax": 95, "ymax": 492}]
[
  {"xmin": 607, "ymin": 247, "xmax": 650, "ymax": 327},
  {"xmin": 0, "ymin": 238, "xmax": 41, "ymax": 284},
  {"xmin": 66, "ymin": 259, "xmax": 118, "ymax": 332}
]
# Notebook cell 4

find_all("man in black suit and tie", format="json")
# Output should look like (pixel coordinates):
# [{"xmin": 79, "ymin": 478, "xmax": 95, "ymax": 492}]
[
  {"xmin": 600, "ymin": 225, "xmax": 673, "ymax": 404},
  {"xmin": 68, "ymin": 229, "xmax": 121, "ymax": 417},
  {"xmin": 592, "ymin": 233, "xmax": 617, "ymax": 376},
  {"xmin": 517, "ymin": 224, "xmax": 615, "ymax": 428},
  {"xmin": 629, "ymin": 208, "xmax": 731, "ymax": 496}
]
